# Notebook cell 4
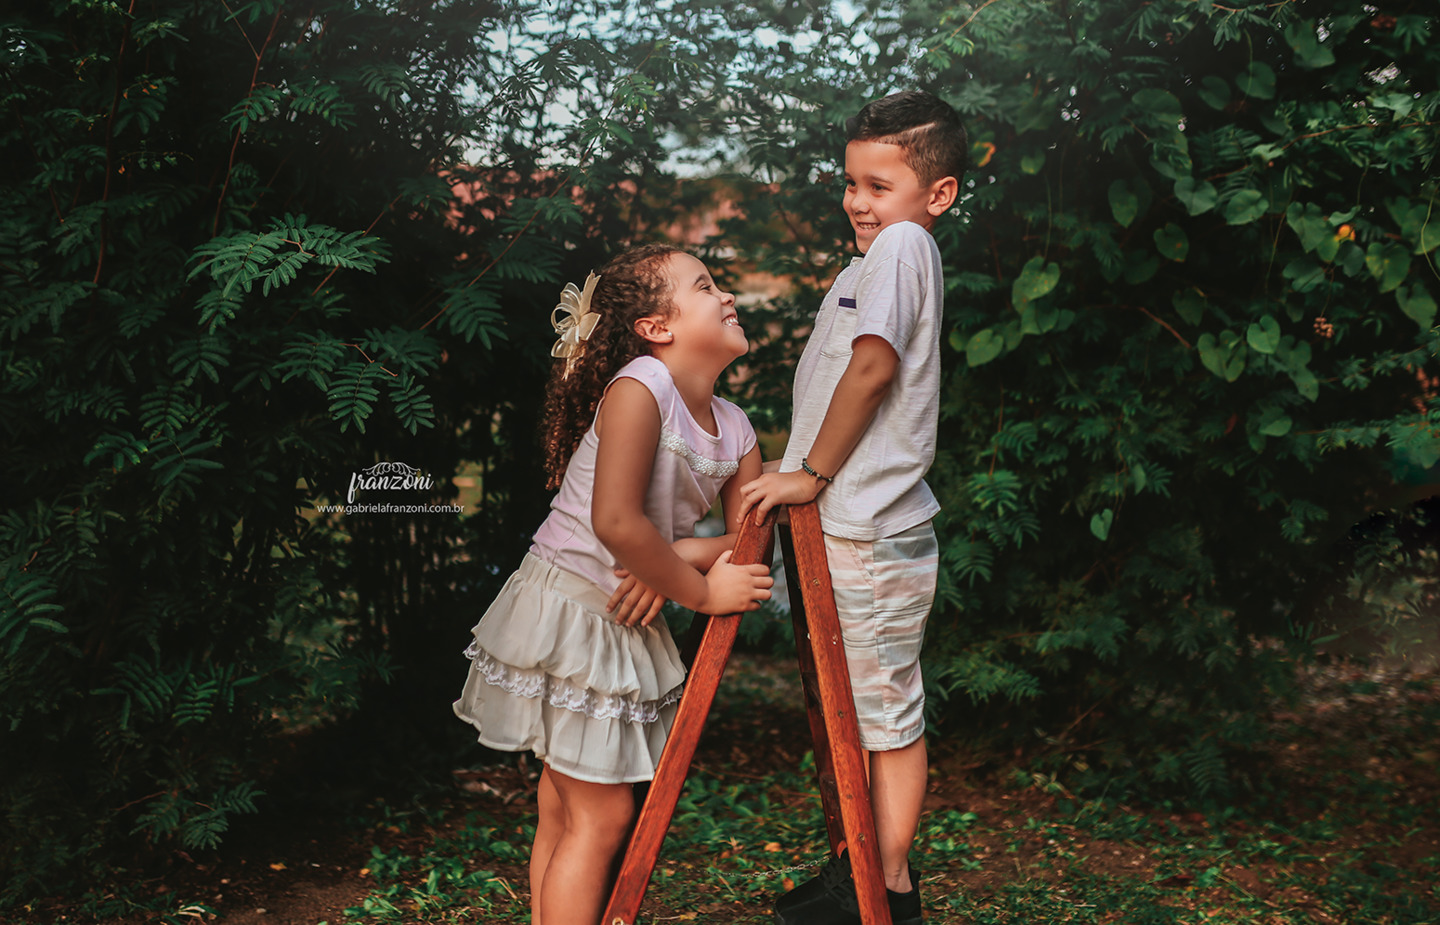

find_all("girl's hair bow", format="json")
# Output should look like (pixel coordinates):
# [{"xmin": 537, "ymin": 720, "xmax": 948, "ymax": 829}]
[{"xmin": 550, "ymin": 272, "xmax": 601, "ymax": 378}]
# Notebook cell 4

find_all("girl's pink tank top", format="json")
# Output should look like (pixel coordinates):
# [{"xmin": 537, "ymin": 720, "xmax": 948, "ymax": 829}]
[{"xmin": 529, "ymin": 355, "xmax": 756, "ymax": 595}]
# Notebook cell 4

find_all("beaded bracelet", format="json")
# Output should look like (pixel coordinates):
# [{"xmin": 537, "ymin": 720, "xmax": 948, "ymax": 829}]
[{"xmin": 801, "ymin": 457, "xmax": 834, "ymax": 484}]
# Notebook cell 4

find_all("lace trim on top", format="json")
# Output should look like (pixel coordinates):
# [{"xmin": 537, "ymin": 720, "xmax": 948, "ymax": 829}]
[
  {"xmin": 463, "ymin": 642, "xmax": 683, "ymax": 724},
  {"xmin": 659, "ymin": 428, "xmax": 738, "ymax": 479}
]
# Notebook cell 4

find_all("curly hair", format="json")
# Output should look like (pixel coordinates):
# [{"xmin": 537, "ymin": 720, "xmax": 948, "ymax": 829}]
[{"xmin": 540, "ymin": 243, "xmax": 683, "ymax": 490}]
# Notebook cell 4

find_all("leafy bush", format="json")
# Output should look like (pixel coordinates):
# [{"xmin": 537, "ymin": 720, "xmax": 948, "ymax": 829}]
[
  {"xmin": 718, "ymin": 0, "xmax": 1439, "ymax": 797},
  {"xmin": 0, "ymin": 0, "xmax": 555, "ymax": 899},
  {"xmin": 1, "ymin": 0, "xmax": 775, "ymax": 899},
  {"xmin": 4, "ymin": 0, "xmax": 1437, "ymax": 902}
]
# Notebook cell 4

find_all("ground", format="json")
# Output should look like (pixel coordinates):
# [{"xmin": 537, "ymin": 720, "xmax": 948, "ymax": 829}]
[{"xmin": 9, "ymin": 654, "xmax": 1439, "ymax": 925}]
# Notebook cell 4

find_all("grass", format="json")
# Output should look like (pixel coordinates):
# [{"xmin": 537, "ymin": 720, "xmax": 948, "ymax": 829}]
[
  {"xmin": 323, "ymin": 656, "xmax": 1439, "ymax": 925},
  {"xmin": 12, "ymin": 656, "xmax": 1436, "ymax": 925},
  {"xmin": 329, "ymin": 766, "xmax": 1440, "ymax": 924}
]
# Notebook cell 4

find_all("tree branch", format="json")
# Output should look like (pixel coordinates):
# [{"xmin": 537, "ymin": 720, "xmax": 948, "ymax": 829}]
[
  {"xmin": 212, "ymin": 7, "xmax": 284, "ymax": 236},
  {"xmin": 1131, "ymin": 304, "xmax": 1192, "ymax": 349},
  {"xmin": 943, "ymin": 0, "xmax": 1006, "ymax": 39},
  {"xmin": 418, "ymin": 45, "xmax": 663, "ymax": 331},
  {"xmin": 94, "ymin": 0, "xmax": 140, "ymax": 285}
]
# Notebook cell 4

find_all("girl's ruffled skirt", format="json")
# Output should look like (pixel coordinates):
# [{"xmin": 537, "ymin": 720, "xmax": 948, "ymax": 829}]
[{"xmin": 452, "ymin": 554, "xmax": 686, "ymax": 784}]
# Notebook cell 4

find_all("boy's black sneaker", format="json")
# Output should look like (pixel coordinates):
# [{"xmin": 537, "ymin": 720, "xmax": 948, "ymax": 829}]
[
  {"xmin": 886, "ymin": 872, "xmax": 923, "ymax": 925},
  {"xmin": 774, "ymin": 850, "xmax": 851, "ymax": 917},
  {"xmin": 772, "ymin": 857, "xmax": 923, "ymax": 925}
]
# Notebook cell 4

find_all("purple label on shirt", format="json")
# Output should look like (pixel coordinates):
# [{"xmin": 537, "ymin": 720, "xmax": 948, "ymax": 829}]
[{"xmin": 838, "ymin": 297, "xmax": 857, "ymax": 308}]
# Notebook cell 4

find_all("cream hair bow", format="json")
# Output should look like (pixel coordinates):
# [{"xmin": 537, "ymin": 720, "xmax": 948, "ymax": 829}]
[{"xmin": 550, "ymin": 272, "xmax": 601, "ymax": 377}]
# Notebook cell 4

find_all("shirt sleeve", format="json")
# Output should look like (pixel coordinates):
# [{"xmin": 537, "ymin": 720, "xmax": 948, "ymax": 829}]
[{"xmin": 852, "ymin": 223, "xmax": 930, "ymax": 354}]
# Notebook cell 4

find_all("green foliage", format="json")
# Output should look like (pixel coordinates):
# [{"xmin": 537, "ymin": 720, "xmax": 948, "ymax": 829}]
[
  {"xmin": 717, "ymin": 0, "xmax": 1440, "ymax": 799},
  {"xmin": 0, "ymin": 0, "xmax": 476, "ymax": 889},
  {"xmin": 0, "ymin": 0, "xmax": 681, "ymax": 901},
  {"xmin": 4, "ymin": 0, "xmax": 1438, "ymax": 902},
  {"xmin": 0, "ymin": 0, "xmax": 794, "ymax": 901},
  {"xmin": 916, "ymin": 0, "xmax": 1437, "ymax": 795},
  {"xmin": 343, "ymin": 834, "xmax": 518, "ymax": 921}
]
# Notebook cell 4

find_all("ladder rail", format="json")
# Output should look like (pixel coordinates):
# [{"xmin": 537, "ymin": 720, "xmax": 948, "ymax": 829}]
[
  {"xmin": 602, "ymin": 509, "xmax": 776, "ymax": 924},
  {"xmin": 601, "ymin": 502, "xmax": 892, "ymax": 925},
  {"xmin": 778, "ymin": 523, "xmax": 846, "ymax": 852},
  {"xmin": 783, "ymin": 502, "xmax": 891, "ymax": 925}
]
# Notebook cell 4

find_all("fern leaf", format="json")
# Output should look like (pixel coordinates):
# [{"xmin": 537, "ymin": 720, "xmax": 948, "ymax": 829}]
[
  {"xmin": 389, "ymin": 373, "xmax": 436, "ymax": 434},
  {"xmin": 325, "ymin": 361, "xmax": 385, "ymax": 433},
  {"xmin": 168, "ymin": 334, "xmax": 231, "ymax": 384},
  {"xmin": 139, "ymin": 384, "xmax": 193, "ymax": 437},
  {"xmin": 0, "ymin": 568, "xmax": 66, "ymax": 656},
  {"xmin": 277, "ymin": 334, "xmax": 348, "ymax": 389}
]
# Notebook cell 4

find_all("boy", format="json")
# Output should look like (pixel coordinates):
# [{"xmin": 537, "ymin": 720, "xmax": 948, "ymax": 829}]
[{"xmin": 738, "ymin": 90, "xmax": 967, "ymax": 925}]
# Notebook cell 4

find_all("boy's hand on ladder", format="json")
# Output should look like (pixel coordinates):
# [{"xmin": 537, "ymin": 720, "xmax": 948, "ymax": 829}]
[
  {"xmin": 698, "ymin": 550, "xmax": 774, "ymax": 615},
  {"xmin": 608, "ymin": 569, "xmax": 668, "ymax": 627},
  {"xmin": 737, "ymin": 470, "xmax": 824, "ymax": 524}
]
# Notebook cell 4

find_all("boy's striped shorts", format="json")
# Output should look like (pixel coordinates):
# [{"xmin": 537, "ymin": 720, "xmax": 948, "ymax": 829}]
[{"xmin": 822, "ymin": 521, "xmax": 938, "ymax": 751}]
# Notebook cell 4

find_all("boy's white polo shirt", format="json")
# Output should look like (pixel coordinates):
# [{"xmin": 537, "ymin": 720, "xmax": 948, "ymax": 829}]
[{"xmin": 781, "ymin": 220, "xmax": 943, "ymax": 541}]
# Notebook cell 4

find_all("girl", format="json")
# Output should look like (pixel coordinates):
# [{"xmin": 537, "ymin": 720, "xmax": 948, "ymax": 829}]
[{"xmin": 453, "ymin": 243, "xmax": 774, "ymax": 925}]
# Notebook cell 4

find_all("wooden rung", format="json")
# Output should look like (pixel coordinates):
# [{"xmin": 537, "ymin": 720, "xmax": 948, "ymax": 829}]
[{"xmin": 603, "ymin": 502, "xmax": 891, "ymax": 925}]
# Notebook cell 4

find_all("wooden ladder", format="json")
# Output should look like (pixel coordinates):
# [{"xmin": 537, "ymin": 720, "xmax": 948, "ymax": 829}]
[{"xmin": 601, "ymin": 501, "xmax": 893, "ymax": 925}]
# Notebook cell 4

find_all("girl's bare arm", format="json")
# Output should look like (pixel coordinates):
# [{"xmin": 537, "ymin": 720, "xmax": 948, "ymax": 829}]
[{"xmin": 592, "ymin": 379, "xmax": 771, "ymax": 616}]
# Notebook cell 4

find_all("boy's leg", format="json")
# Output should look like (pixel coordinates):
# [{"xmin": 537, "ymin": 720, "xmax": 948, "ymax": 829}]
[
  {"xmin": 831, "ymin": 523, "xmax": 934, "ymax": 888},
  {"xmin": 869, "ymin": 737, "xmax": 926, "ymax": 892},
  {"xmin": 776, "ymin": 524, "xmax": 935, "ymax": 920}
]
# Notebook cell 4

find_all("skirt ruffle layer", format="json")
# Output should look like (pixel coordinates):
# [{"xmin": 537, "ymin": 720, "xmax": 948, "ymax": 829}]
[{"xmin": 453, "ymin": 554, "xmax": 685, "ymax": 784}]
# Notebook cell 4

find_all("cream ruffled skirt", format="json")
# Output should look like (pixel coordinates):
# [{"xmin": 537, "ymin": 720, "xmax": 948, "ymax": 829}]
[{"xmin": 453, "ymin": 553, "xmax": 686, "ymax": 784}]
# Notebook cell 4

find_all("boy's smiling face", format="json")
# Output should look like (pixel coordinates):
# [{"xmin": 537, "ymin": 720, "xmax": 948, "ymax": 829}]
[{"xmin": 843, "ymin": 139, "xmax": 954, "ymax": 253}]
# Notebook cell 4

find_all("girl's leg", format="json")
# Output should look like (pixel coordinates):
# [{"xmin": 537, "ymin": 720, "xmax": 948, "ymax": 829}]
[
  {"xmin": 530, "ymin": 767, "xmax": 563, "ymax": 925},
  {"xmin": 537, "ymin": 767, "xmax": 636, "ymax": 925}
]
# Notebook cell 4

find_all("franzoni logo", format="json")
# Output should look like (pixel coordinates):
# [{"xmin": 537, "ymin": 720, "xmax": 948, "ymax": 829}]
[{"xmin": 347, "ymin": 461, "xmax": 435, "ymax": 503}]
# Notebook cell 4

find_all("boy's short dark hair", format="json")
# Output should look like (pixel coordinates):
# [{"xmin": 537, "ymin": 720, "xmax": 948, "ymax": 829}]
[{"xmin": 845, "ymin": 90, "xmax": 969, "ymax": 187}]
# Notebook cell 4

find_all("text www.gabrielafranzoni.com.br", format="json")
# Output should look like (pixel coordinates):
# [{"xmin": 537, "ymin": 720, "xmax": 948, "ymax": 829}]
[{"xmin": 315, "ymin": 503, "xmax": 465, "ymax": 514}]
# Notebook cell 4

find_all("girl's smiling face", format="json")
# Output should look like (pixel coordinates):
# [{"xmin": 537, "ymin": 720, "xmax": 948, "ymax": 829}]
[
  {"xmin": 843, "ymin": 139, "xmax": 952, "ymax": 253},
  {"xmin": 655, "ymin": 253, "xmax": 746, "ymax": 360}
]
